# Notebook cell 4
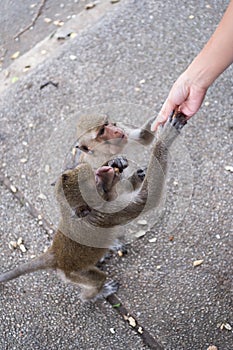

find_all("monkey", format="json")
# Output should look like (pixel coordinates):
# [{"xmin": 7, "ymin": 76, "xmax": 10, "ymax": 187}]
[{"xmin": 0, "ymin": 111, "xmax": 187, "ymax": 302}]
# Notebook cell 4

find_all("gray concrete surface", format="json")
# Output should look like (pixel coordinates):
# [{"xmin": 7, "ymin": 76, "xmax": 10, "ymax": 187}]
[
  {"xmin": 0, "ymin": 0, "xmax": 107, "ymax": 69},
  {"xmin": 0, "ymin": 0, "xmax": 233, "ymax": 349}
]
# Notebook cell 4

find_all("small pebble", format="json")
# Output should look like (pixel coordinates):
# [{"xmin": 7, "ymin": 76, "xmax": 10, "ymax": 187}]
[
  {"xmin": 193, "ymin": 259, "xmax": 204, "ymax": 267},
  {"xmin": 38, "ymin": 193, "xmax": 46, "ymax": 200},
  {"xmin": 137, "ymin": 219, "xmax": 147, "ymax": 225},
  {"xmin": 138, "ymin": 326, "xmax": 143, "ymax": 334},
  {"xmin": 19, "ymin": 244, "xmax": 27, "ymax": 253},
  {"xmin": 53, "ymin": 20, "xmax": 64, "ymax": 27},
  {"xmin": 10, "ymin": 185, "xmax": 17, "ymax": 193},
  {"xmin": 128, "ymin": 316, "xmax": 136, "ymax": 327},
  {"xmin": 224, "ymin": 323, "xmax": 232, "ymax": 330},
  {"xmin": 148, "ymin": 237, "xmax": 157, "ymax": 243},
  {"xmin": 44, "ymin": 164, "xmax": 50, "ymax": 173},
  {"xmin": 225, "ymin": 165, "xmax": 233, "ymax": 172},
  {"xmin": 9, "ymin": 241, "xmax": 17, "ymax": 249},
  {"xmin": 134, "ymin": 230, "xmax": 146, "ymax": 238},
  {"xmin": 17, "ymin": 237, "xmax": 23, "ymax": 245},
  {"xmin": 85, "ymin": 3, "xmax": 96, "ymax": 10},
  {"xmin": 44, "ymin": 18, "xmax": 52, "ymax": 24},
  {"xmin": 69, "ymin": 55, "xmax": 77, "ymax": 61}
]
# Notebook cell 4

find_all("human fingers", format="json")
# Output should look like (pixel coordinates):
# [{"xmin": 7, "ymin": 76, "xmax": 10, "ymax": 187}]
[{"xmin": 151, "ymin": 97, "xmax": 178, "ymax": 131}]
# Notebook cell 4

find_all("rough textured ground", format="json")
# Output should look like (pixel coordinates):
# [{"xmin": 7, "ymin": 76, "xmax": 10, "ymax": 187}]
[{"xmin": 0, "ymin": 1, "xmax": 232, "ymax": 349}]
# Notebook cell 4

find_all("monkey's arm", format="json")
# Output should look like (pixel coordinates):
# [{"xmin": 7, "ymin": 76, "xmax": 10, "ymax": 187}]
[{"xmin": 129, "ymin": 117, "xmax": 155, "ymax": 145}]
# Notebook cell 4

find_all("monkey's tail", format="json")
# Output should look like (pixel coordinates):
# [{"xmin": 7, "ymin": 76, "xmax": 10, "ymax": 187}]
[{"xmin": 0, "ymin": 251, "xmax": 55, "ymax": 283}]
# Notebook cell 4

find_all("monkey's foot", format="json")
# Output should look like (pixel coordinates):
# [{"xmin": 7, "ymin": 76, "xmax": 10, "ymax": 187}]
[
  {"xmin": 109, "ymin": 239, "xmax": 128, "ymax": 254},
  {"xmin": 102, "ymin": 280, "xmax": 119, "ymax": 298}
]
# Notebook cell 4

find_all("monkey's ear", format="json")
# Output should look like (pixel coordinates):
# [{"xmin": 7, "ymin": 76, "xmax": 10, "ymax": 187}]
[{"xmin": 62, "ymin": 173, "xmax": 69, "ymax": 181}]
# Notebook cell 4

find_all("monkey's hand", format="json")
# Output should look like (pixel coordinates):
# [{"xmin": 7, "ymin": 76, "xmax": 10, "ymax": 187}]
[
  {"xmin": 157, "ymin": 110, "xmax": 187, "ymax": 146},
  {"xmin": 107, "ymin": 156, "xmax": 128, "ymax": 173},
  {"xmin": 127, "ymin": 167, "xmax": 147, "ymax": 190},
  {"xmin": 136, "ymin": 167, "xmax": 147, "ymax": 181}
]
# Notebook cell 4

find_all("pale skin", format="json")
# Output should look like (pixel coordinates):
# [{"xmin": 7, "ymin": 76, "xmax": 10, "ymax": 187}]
[{"xmin": 151, "ymin": 0, "xmax": 233, "ymax": 131}]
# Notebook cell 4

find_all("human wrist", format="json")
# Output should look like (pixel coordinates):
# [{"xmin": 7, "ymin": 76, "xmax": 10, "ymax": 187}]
[{"xmin": 184, "ymin": 53, "xmax": 217, "ymax": 91}]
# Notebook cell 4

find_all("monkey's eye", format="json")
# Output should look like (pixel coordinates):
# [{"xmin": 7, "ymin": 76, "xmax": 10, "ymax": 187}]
[
  {"xmin": 113, "ymin": 122, "xmax": 116, "ymax": 126},
  {"xmin": 78, "ymin": 145, "xmax": 89, "ymax": 153},
  {"xmin": 98, "ymin": 126, "xmax": 105, "ymax": 136}
]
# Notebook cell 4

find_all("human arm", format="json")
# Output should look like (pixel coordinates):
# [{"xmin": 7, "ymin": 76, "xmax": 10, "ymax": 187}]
[{"xmin": 151, "ymin": 0, "xmax": 233, "ymax": 131}]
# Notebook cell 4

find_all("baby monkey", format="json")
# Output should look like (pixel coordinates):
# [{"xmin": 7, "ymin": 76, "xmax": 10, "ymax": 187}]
[{"xmin": 0, "ymin": 111, "xmax": 187, "ymax": 301}]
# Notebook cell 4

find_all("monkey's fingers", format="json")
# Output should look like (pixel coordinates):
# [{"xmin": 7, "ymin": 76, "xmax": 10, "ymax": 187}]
[
  {"xmin": 108, "ymin": 156, "xmax": 128, "ymax": 173},
  {"xmin": 169, "ymin": 109, "xmax": 187, "ymax": 129}
]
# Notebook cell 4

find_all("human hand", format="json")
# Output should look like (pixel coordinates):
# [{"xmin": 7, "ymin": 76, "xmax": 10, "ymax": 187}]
[{"xmin": 151, "ymin": 71, "xmax": 207, "ymax": 131}]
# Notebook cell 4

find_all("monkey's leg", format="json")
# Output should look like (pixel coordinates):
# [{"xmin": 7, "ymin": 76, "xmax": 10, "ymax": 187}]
[
  {"xmin": 98, "ymin": 239, "xmax": 128, "ymax": 264},
  {"xmin": 109, "ymin": 239, "xmax": 128, "ymax": 254},
  {"xmin": 67, "ymin": 267, "xmax": 118, "ymax": 301}
]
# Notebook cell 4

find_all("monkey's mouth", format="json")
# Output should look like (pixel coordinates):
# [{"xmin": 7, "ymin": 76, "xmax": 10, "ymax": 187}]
[
  {"xmin": 96, "ymin": 166, "xmax": 114, "ymax": 175},
  {"xmin": 119, "ymin": 134, "xmax": 127, "ymax": 143},
  {"xmin": 95, "ymin": 166, "xmax": 119, "ymax": 196},
  {"xmin": 95, "ymin": 166, "xmax": 115, "ymax": 185},
  {"xmin": 107, "ymin": 134, "xmax": 128, "ymax": 146}
]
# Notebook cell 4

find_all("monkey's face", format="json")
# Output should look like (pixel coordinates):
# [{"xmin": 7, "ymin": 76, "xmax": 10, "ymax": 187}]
[
  {"xmin": 56, "ymin": 161, "xmax": 123, "ymax": 211},
  {"xmin": 96, "ymin": 120, "xmax": 128, "ymax": 154},
  {"xmin": 78, "ymin": 118, "xmax": 128, "ymax": 156}
]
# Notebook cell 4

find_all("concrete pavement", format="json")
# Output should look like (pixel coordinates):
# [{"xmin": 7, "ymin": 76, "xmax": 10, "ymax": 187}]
[{"xmin": 0, "ymin": 0, "xmax": 232, "ymax": 349}]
